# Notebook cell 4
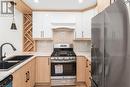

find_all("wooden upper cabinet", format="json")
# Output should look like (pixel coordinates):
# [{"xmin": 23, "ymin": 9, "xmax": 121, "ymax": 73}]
[
  {"xmin": 35, "ymin": 56, "xmax": 50, "ymax": 84},
  {"xmin": 77, "ymin": 56, "xmax": 86, "ymax": 82}
]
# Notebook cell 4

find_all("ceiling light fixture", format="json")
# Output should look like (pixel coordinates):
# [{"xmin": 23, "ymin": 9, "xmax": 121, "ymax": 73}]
[
  {"xmin": 10, "ymin": 1, "xmax": 17, "ymax": 30},
  {"xmin": 34, "ymin": 0, "xmax": 39, "ymax": 3},
  {"xmin": 79, "ymin": 0, "xmax": 83, "ymax": 3}
]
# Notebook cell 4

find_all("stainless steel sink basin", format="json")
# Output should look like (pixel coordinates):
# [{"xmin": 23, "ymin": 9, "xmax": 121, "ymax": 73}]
[
  {"xmin": 0, "ymin": 55, "xmax": 33, "ymax": 70},
  {"xmin": 0, "ymin": 61, "xmax": 19, "ymax": 70},
  {"xmin": 7, "ymin": 55, "xmax": 33, "ymax": 61}
]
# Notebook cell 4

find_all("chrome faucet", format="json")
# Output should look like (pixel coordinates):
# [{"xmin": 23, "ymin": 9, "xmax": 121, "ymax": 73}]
[{"xmin": 0, "ymin": 43, "xmax": 16, "ymax": 62}]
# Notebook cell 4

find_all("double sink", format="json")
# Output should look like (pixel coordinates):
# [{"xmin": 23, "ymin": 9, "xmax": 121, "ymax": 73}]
[{"xmin": 0, "ymin": 55, "xmax": 33, "ymax": 70}]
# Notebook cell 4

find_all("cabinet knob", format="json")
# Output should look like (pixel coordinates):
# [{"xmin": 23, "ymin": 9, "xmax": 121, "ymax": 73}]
[{"xmin": 89, "ymin": 77, "xmax": 92, "ymax": 80}]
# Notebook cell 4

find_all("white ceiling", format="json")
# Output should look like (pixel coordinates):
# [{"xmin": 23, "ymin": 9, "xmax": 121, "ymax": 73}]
[{"xmin": 22, "ymin": 0, "xmax": 97, "ymax": 11}]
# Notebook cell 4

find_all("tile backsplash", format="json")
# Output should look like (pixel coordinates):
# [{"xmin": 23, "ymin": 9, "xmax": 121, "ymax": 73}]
[
  {"xmin": 36, "ymin": 40, "xmax": 91, "ymax": 53},
  {"xmin": 73, "ymin": 41, "xmax": 91, "ymax": 52},
  {"xmin": 36, "ymin": 40, "xmax": 53, "ymax": 52},
  {"xmin": 36, "ymin": 27, "xmax": 91, "ymax": 52}
]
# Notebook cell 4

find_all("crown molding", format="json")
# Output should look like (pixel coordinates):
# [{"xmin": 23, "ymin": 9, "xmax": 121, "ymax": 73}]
[
  {"xmin": 33, "ymin": 3, "xmax": 97, "ymax": 12},
  {"xmin": 15, "ymin": 0, "xmax": 32, "ymax": 14}
]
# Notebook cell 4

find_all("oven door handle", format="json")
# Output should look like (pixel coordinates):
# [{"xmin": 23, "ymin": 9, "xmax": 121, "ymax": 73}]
[{"xmin": 51, "ymin": 61, "xmax": 76, "ymax": 63}]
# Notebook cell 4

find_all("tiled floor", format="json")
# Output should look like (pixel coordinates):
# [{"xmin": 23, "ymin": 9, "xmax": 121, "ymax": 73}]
[{"xmin": 35, "ymin": 83, "xmax": 87, "ymax": 87}]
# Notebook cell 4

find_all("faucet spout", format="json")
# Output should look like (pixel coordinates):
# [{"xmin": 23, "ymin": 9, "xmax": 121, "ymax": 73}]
[{"xmin": 0, "ymin": 43, "xmax": 16, "ymax": 62}]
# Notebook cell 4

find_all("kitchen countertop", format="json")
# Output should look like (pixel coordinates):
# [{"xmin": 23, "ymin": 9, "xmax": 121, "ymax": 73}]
[
  {"xmin": 0, "ymin": 55, "xmax": 36, "ymax": 81},
  {"xmin": 0, "ymin": 51, "xmax": 91, "ymax": 81},
  {"xmin": 14, "ymin": 51, "xmax": 91, "ymax": 60},
  {"xmin": 75, "ymin": 52, "xmax": 91, "ymax": 61}
]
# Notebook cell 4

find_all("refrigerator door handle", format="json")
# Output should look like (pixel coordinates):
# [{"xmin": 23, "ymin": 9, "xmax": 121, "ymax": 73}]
[
  {"xmin": 105, "ymin": 63, "xmax": 110, "ymax": 76},
  {"xmin": 104, "ymin": 50, "xmax": 110, "ymax": 77}
]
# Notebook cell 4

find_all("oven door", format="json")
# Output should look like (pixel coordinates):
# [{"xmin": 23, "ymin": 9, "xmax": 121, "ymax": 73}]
[{"xmin": 51, "ymin": 61, "xmax": 76, "ymax": 77}]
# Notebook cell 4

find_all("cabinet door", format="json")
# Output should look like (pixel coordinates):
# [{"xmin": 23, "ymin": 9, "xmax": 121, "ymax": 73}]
[
  {"xmin": 30, "ymin": 59, "xmax": 36, "ymax": 87},
  {"xmin": 77, "ymin": 56, "xmax": 86, "ymax": 82},
  {"xmin": 12, "ymin": 65, "xmax": 27, "ymax": 87},
  {"xmin": 26, "ymin": 59, "xmax": 36, "ymax": 87},
  {"xmin": 36, "ymin": 57, "xmax": 50, "ymax": 83},
  {"xmin": 82, "ymin": 10, "xmax": 96, "ymax": 38},
  {"xmin": 85, "ymin": 59, "xmax": 91, "ymax": 87},
  {"xmin": 13, "ymin": 58, "xmax": 36, "ymax": 87},
  {"xmin": 13, "ymin": 69, "xmax": 22, "ymax": 87},
  {"xmin": 33, "ymin": 12, "xmax": 44, "ymax": 38},
  {"xmin": 74, "ymin": 13, "xmax": 83, "ymax": 38},
  {"xmin": 32, "ymin": 12, "xmax": 52, "ymax": 38}
]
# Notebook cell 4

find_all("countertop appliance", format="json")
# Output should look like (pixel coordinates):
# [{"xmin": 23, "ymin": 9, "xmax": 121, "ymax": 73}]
[
  {"xmin": 91, "ymin": 0, "xmax": 130, "ymax": 87},
  {"xmin": 51, "ymin": 44, "xmax": 76, "ymax": 86},
  {"xmin": 0, "ymin": 75, "xmax": 13, "ymax": 87}
]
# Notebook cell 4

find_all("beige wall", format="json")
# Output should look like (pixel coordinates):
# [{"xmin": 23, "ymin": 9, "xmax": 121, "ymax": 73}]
[{"xmin": 96, "ymin": 0, "xmax": 110, "ymax": 13}]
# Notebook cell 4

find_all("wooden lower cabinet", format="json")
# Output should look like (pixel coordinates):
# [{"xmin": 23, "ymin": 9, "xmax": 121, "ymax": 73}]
[
  {"xmin": 85, "ymin": 59, "xmax": 91, "ymax": 87},
  {"xmin": 27, "ymin": 58, "xmax": 36, "ymax": 87},
  {"xmin": 12, "ymin": 58, "xmax": 36, "ymax": 87},
  {"xmin": 77, "ymin": 56, "xmax": 86, "ymax": 82},
  {"xmin": 12, "ymin": 64, "xmax": 26, "ymax": 87},
  {"xmin": 12, "ymin": 56, "xmax": 90, "ymax": 87},
  {"xmin": 76, "ymin": 56, "xmax": 91, "ymax": 87},
  {"xmin": 35, "ymin": 56, "xmax": 50, "ymax": 85}
]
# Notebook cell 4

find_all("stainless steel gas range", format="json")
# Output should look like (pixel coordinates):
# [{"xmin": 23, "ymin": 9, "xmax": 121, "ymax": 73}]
[{"xmin": 51, "ymin": 44, "xmax": 76, "ymax": 86}]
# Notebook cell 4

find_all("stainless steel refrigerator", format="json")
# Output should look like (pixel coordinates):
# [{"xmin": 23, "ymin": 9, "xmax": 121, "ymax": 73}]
[{"xmin": 91, "ymin": 0, "xmax": 130, "ymax": 87}]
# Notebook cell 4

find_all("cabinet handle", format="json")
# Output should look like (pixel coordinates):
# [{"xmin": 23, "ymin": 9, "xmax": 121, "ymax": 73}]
[
  {"xmin": 86, "ymin": 59, "xmax": 89, "ymax": 67},
  {"xmin": 82, "ymin": 31, "xmax": 84, "ymax": 38},
  {"xmin": 89, "ymin": 70, "xmax": 91, "ymax": 73},
  {"xmin": 27, "ymin": 71, "xmax": 30, "ymax": 81},
  {"xmin": 48, "ymin": 58, "xmax": 50, "ymax": 65},
  {"xmin": 25, "ymin": 72, "xmax": 28, "ymax": 82},
  {"xmin": 86, "ymin": 63, "xmax": 88, "ymax": 67},
  {"xmin": 25, "ymin": 71, "xmax": 30, "ymax": 82},
  {"xmin": 28, "ymin": 71, "xmax": 30, "ymax": 81},
  {"xmin": 89, "ymin": 77, "xmax": 91, "ymax": 80}
]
